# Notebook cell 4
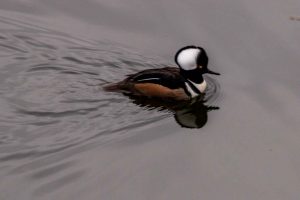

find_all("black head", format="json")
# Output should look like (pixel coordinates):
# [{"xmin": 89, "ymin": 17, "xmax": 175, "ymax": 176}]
[{"xmin": 174, "ymin": 46, "xmax": 220, "ymax": 76}]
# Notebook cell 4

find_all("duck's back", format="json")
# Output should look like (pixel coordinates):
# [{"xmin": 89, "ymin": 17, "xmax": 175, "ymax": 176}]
[{"xmin": 104, "ymin": 67, "xmax": 189, "ymax": 100}]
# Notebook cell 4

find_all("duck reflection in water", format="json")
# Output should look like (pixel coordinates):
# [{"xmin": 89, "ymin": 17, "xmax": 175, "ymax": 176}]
[{"xmin": 126, "ymin": 94, "xmax": 219, "ymax": 129}]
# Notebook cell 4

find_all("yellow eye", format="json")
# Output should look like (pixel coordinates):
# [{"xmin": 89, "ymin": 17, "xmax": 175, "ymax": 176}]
[{"xmin": 199, "ymin": 65, "xmax": 203, "ymax": 69}]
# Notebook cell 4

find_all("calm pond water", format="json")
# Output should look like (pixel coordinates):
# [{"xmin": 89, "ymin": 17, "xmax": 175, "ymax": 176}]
[{"xmin": 0, "ymin": 0, "xmax": 300, "ymax": 200}]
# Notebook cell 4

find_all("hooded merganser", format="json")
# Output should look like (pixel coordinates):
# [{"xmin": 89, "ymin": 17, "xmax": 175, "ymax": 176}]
[{"xmin": 104, "ymin": 46, "xmax": 220, "ymax": 101}]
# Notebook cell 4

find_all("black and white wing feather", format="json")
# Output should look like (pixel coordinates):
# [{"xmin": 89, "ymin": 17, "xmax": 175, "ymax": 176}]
[{"xmin": 126, "ymin": 67, "xmax": 185, "ymax": 89}]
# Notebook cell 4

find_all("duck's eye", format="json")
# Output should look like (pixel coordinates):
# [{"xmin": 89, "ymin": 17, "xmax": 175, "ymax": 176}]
[{"xmin": 198, "ymin": 65, "xmax": 203, "ymax": 69}]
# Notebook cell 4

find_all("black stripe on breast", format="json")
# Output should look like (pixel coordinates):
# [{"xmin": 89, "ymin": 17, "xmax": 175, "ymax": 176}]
[{"xmin": 185, "ymin": 79, "xmax": 202, "ymax": 95}]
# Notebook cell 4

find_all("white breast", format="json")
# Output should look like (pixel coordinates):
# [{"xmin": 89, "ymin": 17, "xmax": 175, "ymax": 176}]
[{"xmin": 184, "ymin": 80, "xmax": 207, "ymax": 98}]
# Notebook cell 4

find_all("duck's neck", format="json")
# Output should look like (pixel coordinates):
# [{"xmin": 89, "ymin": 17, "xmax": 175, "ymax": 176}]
[{"xmin": 181, "ymin": 68, "xmax": 205, "ymax": 82}]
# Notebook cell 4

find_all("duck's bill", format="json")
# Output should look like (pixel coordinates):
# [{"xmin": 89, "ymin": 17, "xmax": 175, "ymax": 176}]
[{"xmin": 206, "ymin": 69, "xmax": 220, "ymax": 75}]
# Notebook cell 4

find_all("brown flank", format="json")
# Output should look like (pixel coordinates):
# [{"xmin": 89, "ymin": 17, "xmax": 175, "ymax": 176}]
[{"xmin": 134, "ymin": 83, "xmax": 188, "ymax": 101}]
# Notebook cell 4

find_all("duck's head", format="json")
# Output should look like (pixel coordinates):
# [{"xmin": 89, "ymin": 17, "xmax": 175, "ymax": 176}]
[{"xmin": 175, "ymin": 46, "xmax": 220, "ymax": 83}]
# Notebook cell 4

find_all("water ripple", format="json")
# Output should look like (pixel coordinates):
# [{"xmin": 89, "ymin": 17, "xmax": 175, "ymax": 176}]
[{"xmin": 0, "ymin": 16, "xmax": 174, "ymax": 164}]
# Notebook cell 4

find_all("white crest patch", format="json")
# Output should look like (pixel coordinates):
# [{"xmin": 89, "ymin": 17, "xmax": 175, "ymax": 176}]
[{"xmin": 177, "ymin": 48, "xmax": 200, "ymax": 70}]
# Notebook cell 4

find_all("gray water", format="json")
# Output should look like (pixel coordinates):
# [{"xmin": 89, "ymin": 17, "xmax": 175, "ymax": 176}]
[{"xmin": 0, "ymin": 0, "xmax": 300, "ymax": 200}]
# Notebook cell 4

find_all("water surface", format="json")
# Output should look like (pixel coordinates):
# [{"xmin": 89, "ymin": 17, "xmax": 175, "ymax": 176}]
[{"xmin": 0, "ymin": 0, "xmax": 300, "ymax": 200}]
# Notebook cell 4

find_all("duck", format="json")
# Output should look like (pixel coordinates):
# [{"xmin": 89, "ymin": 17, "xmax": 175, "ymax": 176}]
[{"xmin": 103, "ymin": 46, "xmax": 220, "ymax": 101}]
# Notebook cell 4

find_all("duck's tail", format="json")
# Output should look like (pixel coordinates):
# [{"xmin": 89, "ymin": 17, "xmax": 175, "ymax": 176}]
[
  {"xmin": 103, "ymin": 83, "xmax": 121, "ymax": 91},
  {"xmin": 102, "ymin": 81, "xmax": 129, "ymax": 92}
]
